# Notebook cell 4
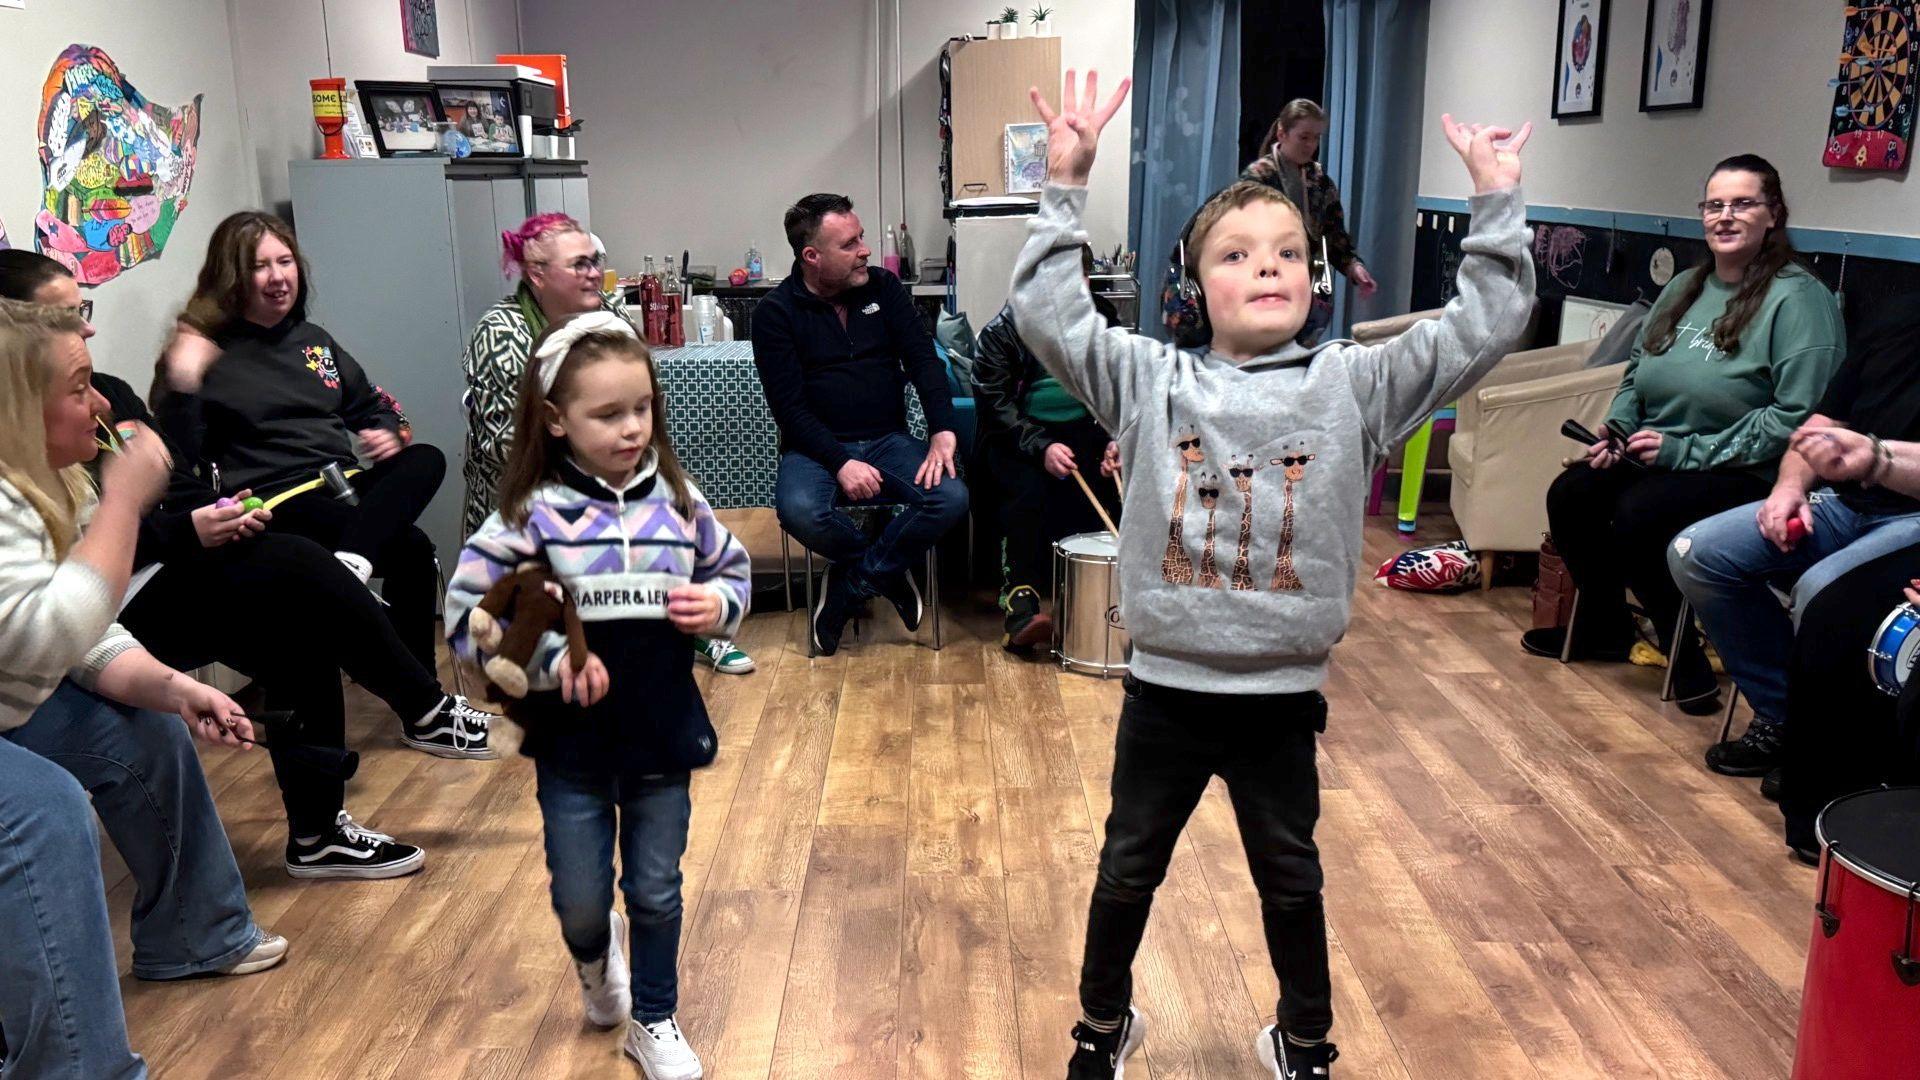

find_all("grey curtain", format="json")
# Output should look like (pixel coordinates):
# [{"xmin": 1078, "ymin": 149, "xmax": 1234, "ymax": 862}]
[
  {"xmin": 1323, "ymin": 0, "xmax": 1431, "ymax": 333},
  {"xmin": 1128, "ymin": 0, "xmax": 1243, "ymax": 343}
]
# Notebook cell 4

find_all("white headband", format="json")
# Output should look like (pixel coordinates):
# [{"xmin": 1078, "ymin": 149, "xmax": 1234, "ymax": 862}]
[{"xmin": 534, "ymin": 311, "xmax": 640, "ymax": 394}]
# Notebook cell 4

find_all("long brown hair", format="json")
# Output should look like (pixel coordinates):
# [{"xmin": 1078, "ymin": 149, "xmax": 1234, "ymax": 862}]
[
  {"xmin": 181, "ymin": 210, "xmax": 312, "ymax": 335},
  {"xmin": 495, "ymin": 317, "xmax": 694, "ymax": 525},
  {"xmin": 1260, "ymin": 98, "xmax": 1327, "ymax": 158},
  {"xmin": 1643, "ymin": 154, "xmax": 1801, "ymax": 356}
]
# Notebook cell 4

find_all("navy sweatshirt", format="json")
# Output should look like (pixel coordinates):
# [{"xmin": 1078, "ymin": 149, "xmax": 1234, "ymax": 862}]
[
  {"xmin": 750, "ymin": 264, "xmax": 959, "ymax": 472},
  {"xmin": 154, "ymin": 317, "xmax": 405, "ymax": 497}
]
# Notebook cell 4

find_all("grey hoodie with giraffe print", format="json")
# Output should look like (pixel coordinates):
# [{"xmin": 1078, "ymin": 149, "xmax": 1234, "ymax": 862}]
[{"xmin": 1010, "ymin": 183, "xmax": 1534, "ymax": 694}]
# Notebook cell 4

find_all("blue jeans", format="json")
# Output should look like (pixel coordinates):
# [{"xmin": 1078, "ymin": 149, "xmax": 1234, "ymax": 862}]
[
  {"xmin": 4, "ymin": 682, "xmax": 259, "ymax": 980},
  {"xmin": 775, "ymin": 433, "xmax": 970, "ymax": 588},
  {"xmin": 534, "ymin": 761, "xmax": 691, "ymax": 1023},
  {"xmin": 1669, "ymin": 491, "xmax": 1920, "ymax": 726},
  {"xmin": 0, "ymin": 737, "xmax": 145, "ymax": 1080}
]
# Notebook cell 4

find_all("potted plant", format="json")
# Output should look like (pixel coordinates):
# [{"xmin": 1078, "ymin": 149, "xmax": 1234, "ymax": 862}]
[
  {"xmin": 1000, "ymin": 6, "xmax": 1021, "ymax": 38},
  {"xmin": 1030, "ymin": 5, "xmax": 1053, "ymax": 36}
]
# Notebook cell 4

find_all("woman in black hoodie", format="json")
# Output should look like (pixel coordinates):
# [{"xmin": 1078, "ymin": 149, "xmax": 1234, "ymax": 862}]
[{"xmin": 1, "ymin": 248, "xmax": 492, "ymax": 881}]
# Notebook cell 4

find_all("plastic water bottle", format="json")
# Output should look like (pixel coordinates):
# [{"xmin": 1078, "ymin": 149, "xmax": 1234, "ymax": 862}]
[{"xmin": 881, "ymin": 226, "xmax": 902, "ymax": 276}]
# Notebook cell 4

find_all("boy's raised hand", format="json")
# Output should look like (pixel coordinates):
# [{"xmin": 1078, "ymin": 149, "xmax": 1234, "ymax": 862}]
[
  {"xmin": 1441, "ymin": 114, "xmax": 1532, "ymax": 194},
  {"xmin": 1029, "ymin": 69, "xmax": 1132, "ymax": 188}
]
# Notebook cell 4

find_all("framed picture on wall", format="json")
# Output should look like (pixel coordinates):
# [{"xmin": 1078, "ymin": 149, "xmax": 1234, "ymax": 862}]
[
  {"xmin": 1640, "ymin": 0, "xmax": 1712, "ymax": 111},
  {"xmin": 355, "ymin": 81, "xmax": 444, "ymax": 156},
  {"xmin": 435, "ymin": 85, "xmax": 523, "ymax": 157},
  {"xmin": 1552, "ymin": 0, "xmax": 1609, "ymax": 119}
]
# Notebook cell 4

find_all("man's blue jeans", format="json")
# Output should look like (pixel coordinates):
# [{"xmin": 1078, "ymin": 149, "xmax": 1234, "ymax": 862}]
[
  {"xmin": 775, "ymin": 433, "xmax": 969, "ymax": 589},
  {"xmin": 1669, "ymin": 490, "xmax": 1920, "ymax": 726}
]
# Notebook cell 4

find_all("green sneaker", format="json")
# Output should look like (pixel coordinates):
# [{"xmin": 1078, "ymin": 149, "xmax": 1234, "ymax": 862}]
[{"xmin": 694, "ymin": 637, "xmax": 756, "ymax": 675}]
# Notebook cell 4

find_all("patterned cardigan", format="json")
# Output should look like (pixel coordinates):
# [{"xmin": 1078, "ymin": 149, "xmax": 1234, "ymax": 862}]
[
  {"xmin": 1242, "ymin": 153, "xmax": 1363, "ymax": 277},
  {"xmin": 460, "ymin": 290, "xmax": 631, "ymax": 537}
]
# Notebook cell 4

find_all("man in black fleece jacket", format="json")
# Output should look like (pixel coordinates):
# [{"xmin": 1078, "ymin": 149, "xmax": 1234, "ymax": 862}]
[{"xmin": 753, "ymin": 193, "xmax": 968, "ymax": 655}]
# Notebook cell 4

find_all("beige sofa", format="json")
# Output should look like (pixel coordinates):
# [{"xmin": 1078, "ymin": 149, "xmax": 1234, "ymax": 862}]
[{"xmin": 1448, "ymin": 339, "xmax": 1622, "ymax": 556}]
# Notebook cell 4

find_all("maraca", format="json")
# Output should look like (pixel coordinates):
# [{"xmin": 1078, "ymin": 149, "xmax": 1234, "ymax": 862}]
[
  {"xmin": 215, "ymin": 497, "xmax": 238, "ymax": 510},
  {"xmin": 1785, "ymin": 517, "xmax": 1808, "ymax": 543},
  {"xmin": 242, "ymin": 497, "xmax": 265, "ymax": 512}
]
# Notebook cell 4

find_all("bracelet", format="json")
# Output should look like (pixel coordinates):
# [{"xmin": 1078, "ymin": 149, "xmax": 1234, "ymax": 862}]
[{"xmin": 1865, "ymin": 435, "xmax": 1894, "ymax": 488}]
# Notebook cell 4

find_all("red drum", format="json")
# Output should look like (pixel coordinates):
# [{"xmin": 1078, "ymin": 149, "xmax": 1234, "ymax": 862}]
[{"xmin": 1792, "ymin": 787, "xmax": 1920, "ymax": 1079}]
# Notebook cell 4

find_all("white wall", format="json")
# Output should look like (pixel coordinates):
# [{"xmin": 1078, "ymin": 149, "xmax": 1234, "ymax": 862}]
[
  {"xmin": 0, "ymin": 2, "xmax": 258, "ymax": 384},
  {"xmin": 1418, "ymin": 0, "xmax": 1913, "ymax": 235},
  {"xmin": 229, "ymin": 0, "xmax": 523, "ymax": 215},
  {"xmin": 519, "ymin": 0, "xmax": 1133, "ymax": 281}
]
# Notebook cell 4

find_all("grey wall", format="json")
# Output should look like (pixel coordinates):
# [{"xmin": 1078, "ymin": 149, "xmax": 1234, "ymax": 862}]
[
  {"xmin": 518, "ymin": 0, "xmax": 1134, "ymax": 278},
  {"xmin": 0, "ymin": 1, "xmax": 259, "ymax": 384},
  {"xmin": 1419, "ymin": 0, "xmax": 1913, "ymax": 234},
  {"xmin": 229, "ymin": 0, "xmax": 524, "ymax": 216}
]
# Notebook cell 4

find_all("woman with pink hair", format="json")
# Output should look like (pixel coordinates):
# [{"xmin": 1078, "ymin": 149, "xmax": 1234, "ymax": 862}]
[{"xmin": 460, "ymin": 215, "xmax": 756, "ymax": 675}]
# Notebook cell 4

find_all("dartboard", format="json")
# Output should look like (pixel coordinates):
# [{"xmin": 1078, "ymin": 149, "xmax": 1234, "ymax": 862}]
[{"xmin": 1842, "ymin": 6, "xmax": 1914, "ymax": 129}]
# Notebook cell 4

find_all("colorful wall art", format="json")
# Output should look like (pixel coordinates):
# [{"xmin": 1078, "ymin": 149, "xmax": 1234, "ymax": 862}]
[{"xmin": 35, "ymin": 45, "xmax": 203, "ymax": 286}]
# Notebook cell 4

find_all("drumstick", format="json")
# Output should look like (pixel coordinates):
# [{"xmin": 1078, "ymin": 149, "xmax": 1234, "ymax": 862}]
[{"xmin": 1070, "ymin": 468, "xmax": 1121, "ymax": 536}]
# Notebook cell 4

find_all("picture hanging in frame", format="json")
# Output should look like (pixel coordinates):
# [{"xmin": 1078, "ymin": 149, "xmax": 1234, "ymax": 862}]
[
  {"xmin": 400, "ymin": 0, "xmax": 439, "ymax": 58},
  {"xmin": 1553, "ymin": 0, "xmax": 1609, "ymax": 119},
  {"xmin": 434, "ymin": 84, "xmax": 522, "ymax": 158},
  {"xmin": 354, "ymin": 81, "xmax": 444, "ymax": 156},
  {"xmin": 1639, "ymin": 0, "xmax": 1713, "ymax": 112}
]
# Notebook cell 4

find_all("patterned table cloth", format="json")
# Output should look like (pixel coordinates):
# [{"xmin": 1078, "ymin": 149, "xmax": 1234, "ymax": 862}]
[{"xmin": 652, "ymin": 341, "xmax": 934, "ymax": 512}]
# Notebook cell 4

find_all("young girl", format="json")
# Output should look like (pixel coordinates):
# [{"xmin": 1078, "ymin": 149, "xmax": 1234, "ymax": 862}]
[{"xmin": 445, "ymin": 311, "xmax": 748, "ymax": 1080}]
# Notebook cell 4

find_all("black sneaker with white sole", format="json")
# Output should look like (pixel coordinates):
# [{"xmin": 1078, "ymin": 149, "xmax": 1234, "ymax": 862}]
[
  {"xmin": 1066, "ymin": 1006, "xmax": 1145, "ymax": 1079},
  {"xmin": 811, "ymin": 564, "xmax": 862, "ymax": 657},
  {"xmin": 402, "ymin": 695, "xmax": 495, "ymax": 759},
  {"xmin": 878, "ymin": 568, "xmax": 924, "ymax": 632},
  {"xmin": 285, "ymin": 812, "xmax": 424, "ymax": 879},
  {"xmin": 1256, "ymin": 1026, "xmax": 1338, "ymax": 1079}
]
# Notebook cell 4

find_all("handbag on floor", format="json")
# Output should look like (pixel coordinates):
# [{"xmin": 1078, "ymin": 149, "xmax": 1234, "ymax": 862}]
[{"xmin": 1533, "ymin": 533, "xmax": 1576, "ymax": 630}]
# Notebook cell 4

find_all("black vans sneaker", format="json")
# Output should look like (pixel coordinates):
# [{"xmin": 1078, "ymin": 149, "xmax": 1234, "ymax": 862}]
[
  {"xmin": 1066, "ymin": 1007, "xmax": 1145, "ymax": 1079},
  {"xmin": 812, "ymin": 564, "xmax": 862, "ymax": 656},
  {"xmin": 285, "ymin": 812, "xmax": 425, "ymax": 879},
  {"xmin": 878, "ymin": 567, "xmax": 924, "ymax": 632},
  {"xmin": 402, "ymin": 695, "xmax": 495, "ymax": 759},
  {"xmin": 1256, "ymin": 1026, "xmax": 1338, "ymax": 1079}
]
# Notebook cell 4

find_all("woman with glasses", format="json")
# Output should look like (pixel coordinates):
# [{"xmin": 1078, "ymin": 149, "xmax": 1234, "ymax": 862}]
[
  {"xmin": 1521, "ymin": 154, "xmax": 1844, "ymax": 714},
  {"xmin": 150, "ymin": 212, "xmax": 496, "ymax": 759},
  {"xmin": 461, "ymin": 214, "xmax": 755, "ymax": 675}
]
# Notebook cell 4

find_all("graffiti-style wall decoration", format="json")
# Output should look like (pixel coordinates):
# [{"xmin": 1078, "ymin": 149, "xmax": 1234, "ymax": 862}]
[
  {"xmin": 35, "ymin": 45, "xmax": 203, "ymax": 287},
  {"xmin": 401, "ymin": 0, "xmax": 440, "ymax": 58}
]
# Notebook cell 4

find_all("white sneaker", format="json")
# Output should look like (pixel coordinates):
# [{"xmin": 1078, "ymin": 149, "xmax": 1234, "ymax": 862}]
[
  {"xmin": 218, "ymin": 929, "xmax": 289, "ymax": 975},
  {"xmin": 624, "ymin": 1015, "xmax": 703, "ymax": 1079},
  {"xmin": 576, "ymin": 909, "xmax": 631, "ymax": 1027}
]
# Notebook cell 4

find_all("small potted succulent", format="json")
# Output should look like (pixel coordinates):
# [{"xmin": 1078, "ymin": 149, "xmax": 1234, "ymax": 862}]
[
  {"xmin": 999, "ymin": 6, "xmax": 1022, "ymax": 38},
  {"xmin": 1030, "ymin": 5, "xmax": 1054, "ymax": 36}
]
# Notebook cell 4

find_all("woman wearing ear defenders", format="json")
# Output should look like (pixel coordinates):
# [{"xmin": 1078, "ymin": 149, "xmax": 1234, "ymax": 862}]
[
  {"xmin": 1521, "ymin": 154, "xmax": 1843, "ymax": 717},
  {"xmin": 1243, "ymin": 98, "xmax": 1375, "ymax": 345}
]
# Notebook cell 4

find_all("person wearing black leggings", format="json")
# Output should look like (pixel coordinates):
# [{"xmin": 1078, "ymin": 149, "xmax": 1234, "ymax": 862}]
[
  {"xmin": 150, "ymin": 211, "xmax": 493, "ymax": 763},
  {"xmin": 2, "ymin": 248, "xmax": 489, "ymax": 881}
]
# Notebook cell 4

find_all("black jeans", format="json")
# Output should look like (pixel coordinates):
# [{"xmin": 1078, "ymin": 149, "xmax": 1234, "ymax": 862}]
[
  {"xmin": 264, "ymin": 443, "xmax": 445, "ymax": 670},
  {"xmin": 1080, "ymin": 675, "xmax": 1332, "ymax": 1040},
  {"xmin": 1781, "ymin": 543, "xmax": 1920, "ymax": 848},
  {"xmin": 982, "ymin": 419, "xmax": 1120, "ymax": 606},
  {"xmin": 1546, "ymin": 462, "xmax": 1770, "ymax": 656},
  {"xmin": 122, "ymin": 533, "xmax": 447, "ymax": 836}
]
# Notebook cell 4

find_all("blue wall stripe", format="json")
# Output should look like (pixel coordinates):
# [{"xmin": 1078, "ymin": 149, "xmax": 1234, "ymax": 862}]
[{"xmin": 1414, "ymin": 195, "xmax": 1920, "ymax": 262}]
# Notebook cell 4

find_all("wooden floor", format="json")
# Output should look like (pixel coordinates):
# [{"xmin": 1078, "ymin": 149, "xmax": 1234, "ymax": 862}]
[{"xmin": 111, "ymin": 516, "xmax": 1815, "ymax": 1078}]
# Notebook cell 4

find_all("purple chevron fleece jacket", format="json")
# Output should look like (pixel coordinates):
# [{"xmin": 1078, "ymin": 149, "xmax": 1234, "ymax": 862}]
[{"xmin": 446, "ymin": 450, "xmax": 751, "ymax": 772}]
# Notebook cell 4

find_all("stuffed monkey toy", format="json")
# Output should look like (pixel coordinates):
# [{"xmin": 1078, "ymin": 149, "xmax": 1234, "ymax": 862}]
[{"xmin": 467, "ymin": 562, "xmax": 589, "ymax": 700}]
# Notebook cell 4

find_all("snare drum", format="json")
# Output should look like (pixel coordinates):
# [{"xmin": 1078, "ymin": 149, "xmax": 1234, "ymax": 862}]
[
  {"xmin": 1052, "ymin": 531, "xmax": 1128, "ymax": 677},
  {"xmin": 1791, "ymin": 787, "xmax": 1920, "ymax": 1079},
  {"xmin": 1868, "ymin": 602, "xmax": 1920, "ymax": 696}
]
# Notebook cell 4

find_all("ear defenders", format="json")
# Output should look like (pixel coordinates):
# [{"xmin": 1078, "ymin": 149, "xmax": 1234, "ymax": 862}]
[{"xmin": 1157, "ymin": 184, "xmax": 1330, "ymax": 350}]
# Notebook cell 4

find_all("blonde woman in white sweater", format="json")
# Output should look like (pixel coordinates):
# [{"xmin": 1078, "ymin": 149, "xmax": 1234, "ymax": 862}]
[{"xmin": 0, "ymin": 300, "xmax": 285, "ymax": 1080}]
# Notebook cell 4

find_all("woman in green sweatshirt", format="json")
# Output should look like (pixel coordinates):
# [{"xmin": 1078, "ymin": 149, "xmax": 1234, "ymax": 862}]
[{"xmin": 1523, "ymin": 154, "xmax": 1844, "ymax": 713}]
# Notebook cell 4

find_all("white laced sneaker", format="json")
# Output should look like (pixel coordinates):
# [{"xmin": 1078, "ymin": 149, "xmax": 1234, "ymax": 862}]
[
  {"xmin": 576, "ymin": 909, "xmax": 631, "ymax": 1027},
  {"xmin": 401, "ymin": 695, "xmax": 495, "ymax": 759},
  {"xmin": 623, "ymin": 1015, "xmax": 703, "ymax": 1079}
]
